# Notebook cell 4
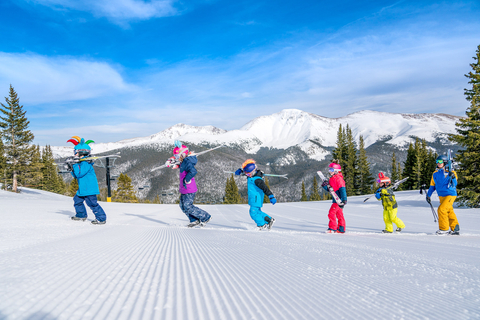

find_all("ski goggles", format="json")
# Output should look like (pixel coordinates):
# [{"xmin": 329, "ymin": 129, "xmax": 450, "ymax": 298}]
[
  {"xmin": 328, "ymin": 168, "xmax": 335, "ymax": 173},
  {"xmin": 244, "ymin": 170, "xmax": 255, "ymax": 177},
  {"xmin": 436, "ymin": 160, "xmax": 444, "ymax": 164}
]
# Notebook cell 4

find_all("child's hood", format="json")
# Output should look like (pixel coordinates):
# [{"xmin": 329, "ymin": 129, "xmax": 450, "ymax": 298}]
[{"xmin": 184, "ymin": 155, "xmax": 198, "ymax": 166}]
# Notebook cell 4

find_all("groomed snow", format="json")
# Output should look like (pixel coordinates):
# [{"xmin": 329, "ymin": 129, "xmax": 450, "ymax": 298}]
[{"xmin": 1, "ymin": 189, "xmax": 479, "ymax": 319}]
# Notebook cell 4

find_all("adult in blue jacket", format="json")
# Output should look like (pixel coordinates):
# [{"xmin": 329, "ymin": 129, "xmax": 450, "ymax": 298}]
[
  {"xmin": 426, "ymin": 155, "xmax": 459, "ymax": 235},
  {"xmin": 67, "ymin": 137, "xmax": 106, "ymax": 225}
]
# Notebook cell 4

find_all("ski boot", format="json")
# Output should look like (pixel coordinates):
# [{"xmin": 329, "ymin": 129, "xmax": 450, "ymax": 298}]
[
  {"xmin": 382, "ymin": 230, "xmax": 393, "ymax": 233},
  {"xmin": 187, "ymin": 220, "xmax": 201, "ymax": 228},
  {"xmin": 325, "ymin": 228, "xmax": 337, "ymax": 234},
  {"xmin": 71, "ymin": 216, "xmax": 87, "ymax": 221},
  {"xmin": 396, "ymin": 228, "xmax": 402, "ymax": 233},
  {"xmin": 256, "ymin": 224, "xmax": 268, "ymax": 231},
  {"xmin": 435, "ymin": 229, "xmax": 450, "ymax": 235},
  {"xmin": 449, "ymin": 224, "xmax": 460, "ymax": 235},
  {"xmin": 91, "ymin": 219, "xmax": 106, "ymax": 225},
  {"xmin": 264, "ymin": 217, "xmax": 275, "ymax": 230},
  {"xmin": 337, "ymin": 226, "xmax": 345, "ymax": 234},
  {"xmin": 200, "ymin": 216, "xmax": 212, "ymax": 227}
]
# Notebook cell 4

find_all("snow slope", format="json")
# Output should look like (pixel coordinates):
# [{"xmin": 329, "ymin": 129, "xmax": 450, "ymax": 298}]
[
  {"xmin": 1, "ymin": 189, "xmax": 479, "ymax": 320},
  {"xmin": 51, "ymin": 109, "xmax": 460, "ymax": 160}
]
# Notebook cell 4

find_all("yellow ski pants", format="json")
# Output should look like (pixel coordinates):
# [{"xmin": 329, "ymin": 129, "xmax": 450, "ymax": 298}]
[
  {"xmin": 438, "ymin": 196, "xmax": 458, "ymax": 231},
  {"xmin": 383, "ymin": 208, "xmax": 405, "ymax": 232}
]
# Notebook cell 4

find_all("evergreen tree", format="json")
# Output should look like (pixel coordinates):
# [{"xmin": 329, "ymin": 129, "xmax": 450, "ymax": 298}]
[
  {"xmin": 0, "ymin": 139, "xmax": 7, "ymax": 190},
  {"xmin": 356, "ymin": 135, "xmax": 373, "ymax": 195},
  {"xmin": 0, "ymin": 85, "xmax": 35, "ymax": 192},
  {"xmin": 67, "ymin": 178, "xmax": 78, "ymax": 197},
  {"xmin": 224, "ymin": 174, "xmax": 242, "ymax": 204},
  {"xmin": 391, "ymin": 152, "xmax": 404, "ymax": 191},
  {"xmin": 153, "ymin": 194, "xmax": 161, "ymax": 204},
  {"xmin": 332, "ymin": 124, "xmax": 346, "ymax": 163},
  {"xmin": 402, "ymin": 143, "xmax": 416, "ymax": 190},
  {"xmin": 300, "ymin": 181, "xmax": 308, "ymax": 201},
  {"xmin": 344, "ymin": 125, "xmax": 358, "ymax": 194},
  {"xmin": 41, "ymin": 145, "xmax": 65, "ymax": 194},
  {"xmin": 309, "ymin": 176, "xmax": 321, "ymax": 201},
  {"xmin": 449, "ymin": 44, "xmax": 480, "ymax": 207},
  {"xmin": 391, "ymin": 152, "xmax": 399, "ymax": 182},
  {"xmin": 23, "ymin": 145, "xmax": 43, "ymax": 188},
  {"xmin": 420, "ymin": 149, "xmax": 437, "ymax": 189},
  {"xmin": 113, "ymin": 173, "xmax": 138, "ymax": 203}
]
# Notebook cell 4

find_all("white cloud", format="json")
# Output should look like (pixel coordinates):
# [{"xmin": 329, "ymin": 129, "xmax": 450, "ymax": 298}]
[
  {"xmin": 0, "ymin": 52, "xmax": 134, "ymax": 104},
  {"xmin": 30, "ymin": 0, "xmax": 178, "ymax": 21}
]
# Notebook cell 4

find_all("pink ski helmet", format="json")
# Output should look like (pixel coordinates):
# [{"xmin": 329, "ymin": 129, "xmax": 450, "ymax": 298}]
[
  {"xmin": 173, "ymin": 140, "xmax": 189, "ymax": 159},
  {"xmin": 328, "ymin": 162, "xmax": 341, "ymax": 173}
]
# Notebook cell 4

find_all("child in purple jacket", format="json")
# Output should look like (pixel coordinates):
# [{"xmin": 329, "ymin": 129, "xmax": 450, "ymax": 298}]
[{"xmin": 173, "ymin": 141, "xmax": 212, "ymax": 228}]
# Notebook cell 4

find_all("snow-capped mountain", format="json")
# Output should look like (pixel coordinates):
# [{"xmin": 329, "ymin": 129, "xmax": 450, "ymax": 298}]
[{"xmin": 52, "ymin": 109, "xmax": 460, "ymax": 161}]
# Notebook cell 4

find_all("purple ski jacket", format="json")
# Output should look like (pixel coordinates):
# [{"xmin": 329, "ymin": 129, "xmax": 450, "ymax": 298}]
[{"xmin": 178, "ymin": 155, "xmax": 198, "ymax": 194}]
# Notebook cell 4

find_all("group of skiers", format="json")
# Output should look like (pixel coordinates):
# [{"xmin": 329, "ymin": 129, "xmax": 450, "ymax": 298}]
[{"xmin": 66, "ymin": 137, "xmax": 461, "ymax": 235}]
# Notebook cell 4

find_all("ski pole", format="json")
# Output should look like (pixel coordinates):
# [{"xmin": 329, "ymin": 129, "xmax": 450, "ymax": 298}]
[{"xmin": 427, "ymin": 201, "xmax": 438, "ymax": 222}]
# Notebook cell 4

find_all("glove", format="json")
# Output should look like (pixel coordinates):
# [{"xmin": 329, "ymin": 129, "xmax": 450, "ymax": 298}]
[
  {"xmin": 339, "ymin": 200, "xmax": 347, "ymax": 209},
  {"xmin": 235, "ymin": 168, "xmax": 243, "ymax": 176},
  {"xmin": 182, "ymin": 179, "xmax": 187, "ymax": 189},
  {"xmin": 321, "ymin": 180, "xmax": 328, "ymax": 187},
  {"xmin": 449, "ymin": 170, "xmax": 455, "ymax": 178},
  {"xmin": 426, "ymin": 196, "xmax": 431, "ymax": 204},
  {"xmin": 269, "ymin": 194, "xmax": 277, "ymax": 205}
]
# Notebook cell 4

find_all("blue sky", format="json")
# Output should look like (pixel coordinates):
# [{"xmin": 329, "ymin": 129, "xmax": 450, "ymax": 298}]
[{"xmin": 0, "ymin": 0, "xmax": 479, "ymax": 146}]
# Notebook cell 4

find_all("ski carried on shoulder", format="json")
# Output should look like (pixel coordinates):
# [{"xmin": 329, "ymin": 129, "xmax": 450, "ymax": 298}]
[
  {"xmin": 363, "ymin": 177, "xmax": 409, "ymax": 203},
  {"xmin": 63, "ymin": 152, "xmax": 121, "ymax": 164},
  {"xmin": 151, "ymin": 145, "xmax": 225, "ymax": 172},
  {"xmin": 224, "ymin": 171, "xmax": 288, "ymax": 179},
  {"xmin": 317, "ymin": 171, "xmax": 344, "ymax": 205}
]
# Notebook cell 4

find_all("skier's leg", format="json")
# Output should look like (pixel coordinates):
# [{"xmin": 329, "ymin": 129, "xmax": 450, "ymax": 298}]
[
  {"xmin": 85, "ymin": 195, "xmax": 106, "ymax": 221},
  {"xmin": 389, "ymin": 208, "xmax": 405, "ymax": 229},
  {"xmin": 438, "ymin": 196, "xmax": 452, "ymax": 231},
  {"xmin": 182, "ymin": 193, "xmax": 211, "ymax": 222},
  {"xmin": 336, "ymin": 206, "xmax": 346, "ymax": 233},
  {"xmin": 249, "ymin": 206, "xmax": 267, "ymax": 227},
  {"xmin": 442, "ymin": 196, "xmax": 459, "ymax": 231},
  {"xmin": 328, "ymin": 204, "xmax": 338, "ymax": 230},
  {"xmin": 73, "ymin": 194, "xmax": 88, "ymax": 218},
  {"xmin": 382, "ymin": 209, "xmax": 393, "ymax": 232},
  {"xmin": 180, "ymin": 193, "xmax": 198, "ymax": 222}
]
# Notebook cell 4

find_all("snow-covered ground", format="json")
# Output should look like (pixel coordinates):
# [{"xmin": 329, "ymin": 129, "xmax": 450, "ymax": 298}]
[{"xmin": 1, "ymin": 188, "xmax": 479, "ymax": 320}]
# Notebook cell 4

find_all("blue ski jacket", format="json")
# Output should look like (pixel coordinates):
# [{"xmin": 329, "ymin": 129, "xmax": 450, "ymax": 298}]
[
  {"xmin": 71, "ymin": 160, "xmax": 100, "ymax": 196},
  {"xmin": 427, "ymin": 168, "xmax": 457, "ymax": 197},
  {"xmin": 247, "ymin": 171, "xmax": 273, "ymax": 208}
]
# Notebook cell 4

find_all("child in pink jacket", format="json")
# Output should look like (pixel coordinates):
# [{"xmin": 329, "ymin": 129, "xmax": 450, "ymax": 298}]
[{"xmin": 322, "ymin": 160, "xmax": 348, "ymax": 233}]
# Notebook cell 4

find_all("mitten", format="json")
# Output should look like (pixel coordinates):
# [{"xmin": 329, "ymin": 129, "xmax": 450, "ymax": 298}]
[
  {"xmin": 269, "ymin": 194, "xmax": 277, "ymax": 205},
  {"xmin": 235, "ymin": 168, "xmax": 243, "ymax": 176}
]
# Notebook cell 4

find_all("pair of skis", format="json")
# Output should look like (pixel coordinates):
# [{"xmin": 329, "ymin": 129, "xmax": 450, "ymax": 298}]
[
  {"xmin": 150, "ymin": 145, "xmax": 225, "ymax": 172},
  {"xmin": 363, "ymin": 177, "xmax": 409, "ymax": 203}
]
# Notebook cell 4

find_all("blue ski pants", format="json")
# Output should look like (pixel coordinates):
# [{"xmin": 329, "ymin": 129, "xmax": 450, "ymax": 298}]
[
  {"xmin": 74, "ymin": 194, "xmax": 106, "ymax": 222},
  {"xmin": 249, "ymin": 206, "xmax": 271, "ymax": 227},
  {"xmin": 179, "ymin": 193, "xmax": 211, "ymax": 223}
]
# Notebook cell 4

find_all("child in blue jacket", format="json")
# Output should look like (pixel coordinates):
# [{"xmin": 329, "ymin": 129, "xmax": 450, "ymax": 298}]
[
  {"xmin": 67, "ymin": 136, "xmax": 106, "ymax": 225},
  {"xmin": 235, "ymin": 159, "xmax": 276, "ymax": 230}
]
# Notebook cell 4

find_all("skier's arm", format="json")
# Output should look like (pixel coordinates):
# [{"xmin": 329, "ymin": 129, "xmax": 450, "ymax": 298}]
[
  {"xmin": 183, "ymin": 161, "xmax": 197, "ymax": 183},
  {"xmin": 72, "ymin": 162, "xmax": 92, "ymax": 179},
  {"xmin": 337, "ymin": 186, "xmax": 347, "ymax": 203},
  {"xmin": 427, "ymin": 175, "xmax": 436, "ymax": 197},
  {"xmin": 254, "ymin": 179, "xmax": 273, "ymax": 197}
]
